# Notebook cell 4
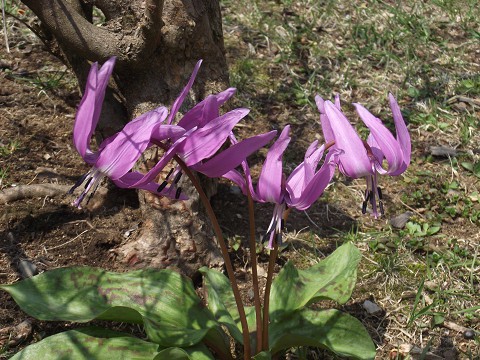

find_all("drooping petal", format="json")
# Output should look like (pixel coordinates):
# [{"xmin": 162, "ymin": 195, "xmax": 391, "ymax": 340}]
[
  {"xmin": 166, "ymin": 60, "xmax": 202, "ymax": 125},
  {"xmin": 193, "ymin": 130, "xmax": 277, "ymax": 178},
  {"xmin": 257, "ymin": 126, "xmax": 291, "ymax": 203},
  {"xmin": 94, "ymin": 107, "xmax": 168, "ymax": 179},
  {"xmin": 287, "ymin": 156, "xmax": 336, "ymax": 211},
  {"xmin": 73, "ymin": 57, "xmax": 115, "ymax": 162},
  {"xmin": 286, "ymin": 142, "xmax": 325, "ymax": 201},
  {"xmin": 354, "ymin": 103, "xmax": 404, "ymax": 175},
  {"xmin": 131, "ymin": 136, "xmax": 184, "ymax": 187},
  {"xmin": 389, "ymin": 93, "xmax": 411, "ymax": 175},
  {"xmin": 151, "ymin": 123, "xmax": 186, "ymax": 141},
  {"xmin": 177, "ymin": 108, "xmax": 250, "ymax": 166},
  {"xmin": 113, "ymin": 172, "xmax": 188, "ymax": 200},
  {"xmin": 324, "ymin": 101, "xmax": 372, "ymax": 178},
  {"xmin": 177, "ymin": 88, "xmax": 236, "ymax": 131}
]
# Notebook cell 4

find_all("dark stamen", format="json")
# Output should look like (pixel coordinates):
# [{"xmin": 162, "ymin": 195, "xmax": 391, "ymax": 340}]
[
  {"xmin": 377, "ymin": 186, "xmax": 383, "ymax": 200},
  {"xmin": 173, "ymin": 171, "xmax": 183, "ymax": 184},
  {"xmin": 165, "ymin": 168, "xmax": 174, "ymax": 180},
  {"xmin": 362, "ymin": 201, "xmax": 368, "ymax": 214},
  {"xmin": 365, "ymin": 190, "xmax": 372, "ymax": 202},
  {"xmin": 280, "ymin": 219, "xmax": 285, "ymax": 230},
  {"xmin": 157, "ymin": 181, "xmax": 168, "ymax": 192},
  {"xmin": 86, "ymin": 181, "xmax": 101, "ymax": 205},
  {"xmin": 68, "ymin": 173, "xmax": 88, "ymax": 194},
  {"xmin": 84, "ymin": 177, "xmax": 93, "ymax": 190},
  {"xmin": 379, "ymin": 201, "xmax": 385, "ymax": 216},
  {"xmin": 175, "ymin": 187, "xmax": 182, "ymax": 199},
  {"xmin": 275, "ymin": 232, "xmax": 282, "ymax": 246}
]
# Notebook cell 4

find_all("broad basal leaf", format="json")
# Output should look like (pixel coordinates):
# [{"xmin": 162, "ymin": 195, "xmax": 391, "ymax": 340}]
[
  {"xmin": 1, "ymin": 267, "xmax": 227, "ymax": 351},
  {"xmin": 154, "ymin": 343, "xmax": 215, "ymax": 360},
  {"xmin": 269, "ymin": 309, "xmax": 376, "ymax": 360},
  {"xmin": 10, "ymin": 327, "xmax": 159, "ymax": 360},
  {"xmin": 199, "ymin": 267, "xmax": 257, "ymax": 345},
  {"xmin": 269, "ymin": 242, "xmax": 361, "ymax": 320}
]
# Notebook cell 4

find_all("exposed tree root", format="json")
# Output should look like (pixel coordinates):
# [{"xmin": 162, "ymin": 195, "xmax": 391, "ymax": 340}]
[{"xmin": 0, "ymin": 184, "xmax": 71, "ymax": 204}]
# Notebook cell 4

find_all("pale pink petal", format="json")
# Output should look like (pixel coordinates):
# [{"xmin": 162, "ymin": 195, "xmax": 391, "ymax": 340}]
[{"xmin": 257, "ymin": 126, "xmax": 291, "ymax": 203}]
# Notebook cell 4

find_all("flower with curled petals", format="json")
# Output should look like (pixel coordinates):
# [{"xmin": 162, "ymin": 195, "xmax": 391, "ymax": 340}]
[
  {"xmin": 224, "ymin": 125, "xmax": 337, "ymax": 248},
  {"xmin": 315, "ymin": 94, "xmax": 411, "ymax": 218},
  {"xmin": 70, "ymin": 57, "xmax": 185, "ymax": 207}
]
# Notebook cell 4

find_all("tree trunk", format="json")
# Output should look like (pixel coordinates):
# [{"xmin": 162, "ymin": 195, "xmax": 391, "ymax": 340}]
[{"xmin": 21, "ymin": 0, "xmax": 228, "ymax": 276}]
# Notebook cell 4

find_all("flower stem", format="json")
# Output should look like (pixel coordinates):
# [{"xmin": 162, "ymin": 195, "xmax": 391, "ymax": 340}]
[
  {"xmin": 261, "ymin": 240, "xmax": 278, "ymax": 351},
  {"xmin": 247, "ymin": 189, "xmax": 263, "ymax": 354},
  {"xmin": 173, "ymin": 156, "xmax": 251, "ymax": 360}
]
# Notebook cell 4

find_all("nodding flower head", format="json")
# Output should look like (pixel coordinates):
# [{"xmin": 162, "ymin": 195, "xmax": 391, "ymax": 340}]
[{"xmin": 316, "ymin": 94, "xmax": 411, "ymax": 218}]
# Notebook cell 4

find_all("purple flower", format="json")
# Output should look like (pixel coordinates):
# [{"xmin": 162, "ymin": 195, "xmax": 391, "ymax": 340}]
[
  {"xmin": 70, "ymin": 57, "xmax": 185, "ymax": 207},
  {"xmin": 132, "ymin": 62, "xmax": 278, "ymax": 193},
  {"xmin": 224, "ymin": 126, "xmax": 337, "ymax": 248},
  {"xmin": 315, "ymin": 94, "xmax": 411, "ymax": 218}
]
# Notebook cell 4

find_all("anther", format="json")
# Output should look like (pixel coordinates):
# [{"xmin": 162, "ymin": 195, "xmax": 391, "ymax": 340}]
[
  {"xmin": 365, "ymin": 190, "xmax": 372, "ymax": 202},
  {"xmin": 280, "ymin": 219, "xmax": 285, "ymax": 230},
  {"xmin": 165, "ymin": 168, "xmax": 174, "ymax": 180},
  {"xmin": 157, "ymin": 181, "xmax": 168, "ymax": 192},
  {"xmin": 275, "ymin": 232, "xmax": 282, "ymax": 245},
  {"xmin": 362, "ymin": 201, "xmax": 368, "ymax": 214},
  {"xmin": 69, "ymin": 173, "xmax": 88, "ymax": 194},
  {"xmin": 173, "ymin": 171, "xmax": 183, "ymax": 184},
  {"xmin": 379, "ymin": 201, "xmax": 385, "ymax": 216},
  {"xmin": 175, "ymin": 187, "xmax": 182, "ymax": 199},
  {"xmin": 377, "ymin": 187, "xmax": 383, "ymax": 200}
]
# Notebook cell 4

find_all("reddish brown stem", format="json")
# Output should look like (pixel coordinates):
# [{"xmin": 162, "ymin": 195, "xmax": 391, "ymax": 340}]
[
  {"xmin": 172, "ymin": 155, "xmax": 251, "ymax": 360},
  {"xmin": 247, "ymin": 189, "xmax": 263, "ymax": 354},
  {"xmin": 261, "ymin": 241, "xmax": 278, "ymax": 351}
]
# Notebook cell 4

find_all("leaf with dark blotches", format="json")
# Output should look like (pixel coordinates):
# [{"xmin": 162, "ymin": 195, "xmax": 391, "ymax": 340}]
[
  {"xmin": 269, "ymin": 242, "xmax": 361, "ymax": 321},
  {"xmin": 1, "ymin": 267, "xmax": 228, "ymax": 352},
  {"xmin": 269, "ymin": 309, "xmax": 375, "ymax": 360}
]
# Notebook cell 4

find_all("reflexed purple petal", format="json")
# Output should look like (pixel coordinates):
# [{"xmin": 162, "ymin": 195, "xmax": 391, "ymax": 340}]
[
  {"xmin": 73, "ymin": 57, "xmax": 116, "ymax": 162},
  {"xmin": 178, "ymin": 108, "xmax": 250, "ymax": 166},
  {"xmin": 257, "ymin": 126, "xmax": 291, "ymax": 203},
  {"xmin": 286, "ymin": 142, "xmax": 325, "ymax": 200},
  {"xmin": 199, "ymin": 95, "xmax": 219, "ymax": 127},
  {"xmin": 354, "ymin": 103, "xmax": 404, "ymax": 175},
  {"xmin": 315, "ymin": 96, "xmax": 334, "ymax": 144},
  {"xmin": 151, "ymin": 124, "xmax": 185, "ymax": 141},
  {"xmin": 131, "ymin": 138, "xmax": 182, "ymax": 187},
  {"xmin": 324, "ymin": 101, "xmax": 372, "ymax": 178},
  {"xmin": 177, "ymin": 88, "xmax": 236, "ymax": 131},
  {"xmin": 114, "ymin": 172, "xmax": 188, "ymax": 200},
  {"xmin": 193, "ymin": 130, "xmax": 277, "ymax": 178},
  {"xmin": 389, "ymin": 93, "xmax": 411, "ymax": 175},
  {"xmin": 287, "ymin": 159, "xmax": 335, "ymax": 210},
  {"xmin": 166, "ymin": 60, "xmax": 202, "ymax": 125},
  {"xmin": 94, "ymin": 108, "xmax": 167, "ymax": 179}
]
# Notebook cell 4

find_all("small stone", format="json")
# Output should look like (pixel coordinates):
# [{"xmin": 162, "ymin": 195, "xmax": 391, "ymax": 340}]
[
  {"xmin": 389, "ymin": 212, "xmax": 413, "ymax": 229},
  {"xmin": 362, "ymin": 300, "xmax": 382, "ymax": 315},
  {"xmin": 463, "ymin": 329, "xmax": 476, "ymax": 340},
  {"xmin": 429, "ymin": 146, "xmax": 458, "ymax": 157},
  {"xmin": 18, "ymin": 260, "xmax": 38, "ymax": 278}
]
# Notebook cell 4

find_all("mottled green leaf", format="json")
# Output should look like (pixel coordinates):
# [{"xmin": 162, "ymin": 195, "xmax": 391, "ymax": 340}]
[
  {"xmin": 269, "ymin": 243, "xmax": 361, "ymax": 320},
  {"xmin": 269, "ymin": 309, "xmax": 375, "ymax": 360},
  {"xmin": 1, "ymin": 267, "xmax": 227, "ymax": 351},
  {"xmin": 153, "ymin": 343, "xmax": 215, "ymax": 360},
  {"xmin": 199, "ymin": 267, "xmax": 257, "ymax": 346},
  {"xmin": 10, "ymin": 327, "xmax": 159, "ymax": 360},
  {"xmin": 252, "ymin": 351, "xmax": 272, "ymax": 360}
]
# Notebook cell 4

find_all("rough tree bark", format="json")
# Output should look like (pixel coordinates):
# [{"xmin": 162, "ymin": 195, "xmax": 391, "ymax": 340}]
[{"xmin": 20, "ymin": 0, "xmax": 228, "ymax": 276}]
